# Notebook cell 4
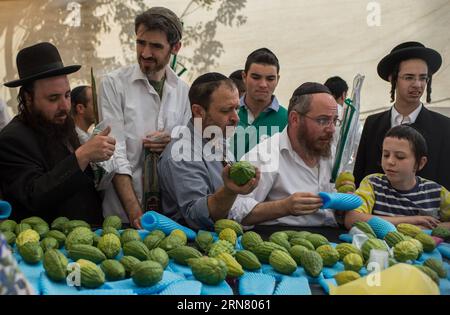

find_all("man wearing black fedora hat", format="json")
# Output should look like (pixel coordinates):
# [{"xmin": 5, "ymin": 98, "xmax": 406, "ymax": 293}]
[
  {"xmin": 0, "ymin": 42, "xmax": 116, "ymax": 225},
  {"xmin": 354, "ymin": 41, "xmax": 450, "ymax": 190}
]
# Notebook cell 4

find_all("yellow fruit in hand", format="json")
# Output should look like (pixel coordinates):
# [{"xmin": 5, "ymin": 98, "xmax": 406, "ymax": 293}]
[{"xmin": 335, "ymin": 171, "xmax": 355, "ymax": 192}]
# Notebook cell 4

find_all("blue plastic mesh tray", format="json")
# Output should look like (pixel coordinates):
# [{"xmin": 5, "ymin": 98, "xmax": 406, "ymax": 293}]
[
  {"xmin": 338, "ymin": 233, "xmax": 353, "ymax": 243},
  {"xmin": 318, "ymin": 277, "xmax": 337, "ymax": 295},
  {"xmin": 415, "ymin": 248, "xmax": 443, "ymax": 263},
  {"xmin": 18, "ymin": 261, "xmax": 44, "ymax": 294},
  {"xmin": 39, "ymin": 272, "xmax": 81, "ymax": 295},
  {"xmin": 239, "ymin": 272, "xmax": 276, "ymax": 295},
  {"xmin": 106, "ymin": 271, "xmax": 184, "ymax": 295},
  {"xmin": 78, "ymin": 288, "xmax": 136, "ymax": 295},
  {"xmin": 438, "ymin": 243, "xmax": 450, "ymax": 260},
  {"xmin": 274, "ymin": 276, "xmax": 311, "ymax": 295},
  {"xmin": 440, "ymin": 278, "xmax": 450, "ymax": 295},
  {"xmin": 168, "ymin": 260, "xmax": 193, "ymax": 278},
  {"xmin": 159, "ymin": 280, "xmax": 202, "ymax": 295},
  {"xmin": 261, "ymin": 264, "xmax": 306, "ymax": 282},
  {"xmin": 201, "ymin": 280, "xmax": 234, "ymax": 295},
  {"xmin": 322, "ymin": 262, "xmax": 345, "ymax": 279}
]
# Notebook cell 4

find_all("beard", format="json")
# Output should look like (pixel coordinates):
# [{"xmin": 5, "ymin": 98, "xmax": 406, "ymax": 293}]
[
  {"xmin": 297, "ymin": 122, "xmax": 332, "ymax": 158},
  {"xmin": 19, "ymin": 104, "xmax": 81, "ymax": 166},
  {"xmin": 139, "ymin": 52, "xmax": 171, "ymax": 77}
]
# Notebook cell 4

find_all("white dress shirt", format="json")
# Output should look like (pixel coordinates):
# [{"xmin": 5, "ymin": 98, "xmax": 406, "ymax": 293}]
[
  {"xmin": 391, "ymin": 103, "xmax": 422, "ymax": 127},
  {"xmin": 230, "ymin": 128, "xmax": 338, "ymax": 227},
  {"xmin": 99, "ymin": 64, "xmax": 191, "ymax": 222}
]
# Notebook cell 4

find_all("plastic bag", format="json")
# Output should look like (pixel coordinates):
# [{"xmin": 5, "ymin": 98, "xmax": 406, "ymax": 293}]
[
  {"xmin": 331, "ymin": 74, "xmax": 364, "ymax": 180},
  {"xmin": 90, "ymin": 120, "xmax": 118, "ymax": 191},
  {"xmin": 329, "ymin": 263, "xmax": 439, "ymax": 295}
]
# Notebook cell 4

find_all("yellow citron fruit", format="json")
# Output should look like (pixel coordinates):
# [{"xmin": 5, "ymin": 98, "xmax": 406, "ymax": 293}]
[
  {"xmin": 170, "ymin": 229, "xmax": 187, "ymax": 245},
  {"xmin": 16, "ymin": 229, "xmax": 40, "ymax": 247}
]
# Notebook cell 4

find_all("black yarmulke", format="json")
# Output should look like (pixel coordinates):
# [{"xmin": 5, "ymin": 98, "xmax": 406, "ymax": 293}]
[
  {"xmin": 191, "ymin": 72, "xmax": 228, "ymax": 87},
  {"xmin": 292, "ymin": 82, "xmax": 331, "ymax": 97}
]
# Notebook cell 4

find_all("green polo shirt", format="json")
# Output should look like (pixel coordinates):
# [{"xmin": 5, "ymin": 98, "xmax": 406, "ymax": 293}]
[{"xmin": 231, "ymin": 95, "xmax": 288, "ymax": 160}]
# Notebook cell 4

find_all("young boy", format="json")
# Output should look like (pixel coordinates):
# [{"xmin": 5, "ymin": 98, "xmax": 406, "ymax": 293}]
[{"xmin": 345, "ymin": 125, "xmax": 450, "ymax": 230}]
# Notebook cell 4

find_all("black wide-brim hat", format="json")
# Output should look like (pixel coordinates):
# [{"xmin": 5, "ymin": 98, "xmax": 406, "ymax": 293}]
[
  {"xmin": 4, "ymin": 42, "xmax": 81, "ymax": 88},
  {"xmin": 377, "ymin": 41, "xmax": 442, "ymax": 81}
]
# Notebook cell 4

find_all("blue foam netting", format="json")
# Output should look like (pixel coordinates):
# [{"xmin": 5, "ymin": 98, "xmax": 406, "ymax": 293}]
[
  {"xmin": 359, "ymin": 267, "xmax": 369, "ymax": 277},
  {"xmin": 39, "ymin": 272, "xmax": 82, "ymax": 295},
  {"xmin": 272, "ymin": 265, "xmax": 324, "ymax": 284},
  {"xmin": 367, "ymin": 216, "xmax": 397, "ymax": 239},
  {"xmin": 60, "ymin": 248, "xmax": 69, "ymax": 257},
  {"xmin": 168, "ymin": 260, "xmax": 193, "ymax": 278},
  {"xmin": 415, "ymin": 248, "xmax": 443, "ymax": 263},
  {"xmin": 274, "ymin": 276, "xmax": 311, "ymax": 295},
  {"xmin": 440, "ymin": 278, "xmax": 450, "ymax": 295},
  {"xmin": 210, "ymin": 232, "xmax": 219, "ymax": 242},
  {"xmin": 444, "ymin": 262, "xmax": 450, "ymax": 281},
  {"xmin": 105, "ymin": 271, "xmax": 184, "ymax": 295},
  {"xmin": 437, "ymin": 243, "xmax": 450, "ymax": 260},
  {"xmin": 305, "ymin": 271, "xmax": 325, "ymax": 284},
  {"xmin": 165, "ymin": 264, "xmax": 175, "ymax": 273},
  {"xmin": 78, "ymin": 288, "xmax": 136, "ymax": 295},
  {"xmin": 12, "ymin": 246, "xmax": 22, "ymax": 264},
  {"xmin": 236, "ymin": 236, "xmax": 243, "ymax": 250},
  {"xmin": 114, "ymin": 249, "xmax": 124, "ymax": 261},
  {"xmin": 138, "ymin": 230, "xmax": 151, "ymax": 239},
  {"xmin": 322, "ymin": 262, "xmax": 345, "ymax": 279},
  {"xmin": 40, "ymin": 272, "xmax": 137, "ymax": 295},
  {"xmin": 0, "ymin": 200, "xmax": 12, "ymax": 219},
  {"xmin": 201, "ymin": 280, "xmax": 234, "ymax": 295},
  {"xmin": 318, "ymin": 277, "xmax": 337, "ymax": 295},
  {"xmin": 239, "ymin": 272, "xmax": 276, "ymax": 295},
  {"xmin": 443, "ymin": 261, "xmax": 450, "ymax": 280},
  {"xmin": 338, "ymin": 234, "xmax": 353, "ymax": 243},
  {"xmin": 318, "ymin": 192, "xmax": 363, "ymax": 211},
  {"xmin": 159, "ymin": 280, "xmax": 202, "ymax": 295},
  {"xmin": 261, "ymin": 264, "xmax": 307, "ymax": 282},
  {"xmin": 18, "ymin": 261, "xmax": 44, "ymax": 294},
  {"xmin": 141, "ymin": 211, "xmax": 196, "ymax": 241}
]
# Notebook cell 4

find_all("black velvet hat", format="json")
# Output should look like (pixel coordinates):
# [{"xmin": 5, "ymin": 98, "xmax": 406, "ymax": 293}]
[
  {"xmin": 4, "ymin": 42, "xmax": 81, "ymax": 88},
  {"xmin": 377, "ymin": 41, "xmax": 442, "ymax": 81}
]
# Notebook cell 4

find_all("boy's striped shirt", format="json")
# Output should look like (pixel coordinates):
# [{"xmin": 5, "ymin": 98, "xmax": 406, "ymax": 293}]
[{"xmin": 355, "ymin": 173, "xmax": 450, "ymax": 220}]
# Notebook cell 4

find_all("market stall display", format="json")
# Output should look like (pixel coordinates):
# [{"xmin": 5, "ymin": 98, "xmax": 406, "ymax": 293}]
[{"xmin": 1, "ymin": 213, "xmax": 449, "ymax": 295}]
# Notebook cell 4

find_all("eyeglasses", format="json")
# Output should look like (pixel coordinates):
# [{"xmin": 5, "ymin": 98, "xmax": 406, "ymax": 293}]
[
  {"xmin": 398, "ymin": 75, "xmax": 429, "ymax": 84},
  {"xmin": 301, "ymin": 114, "xmax": 341, "ymax": 127}
]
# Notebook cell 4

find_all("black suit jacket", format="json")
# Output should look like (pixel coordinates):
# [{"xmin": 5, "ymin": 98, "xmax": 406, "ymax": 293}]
[
  {"xmin": 0, "ymin": 117, "xmax": 103, "ymax": 225},
  {"xmin": 354, "ymin": 106, "xmax": 450, "ymax": 190}
]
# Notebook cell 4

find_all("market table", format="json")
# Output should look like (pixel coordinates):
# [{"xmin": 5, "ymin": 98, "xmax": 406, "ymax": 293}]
[
  {"xmin": 252, "ymin": 225, "xmax": 347, "ymax": 295},
  {"xmin": 12, "ymin": 222, "xmax": 450, "ymax": 295}
]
